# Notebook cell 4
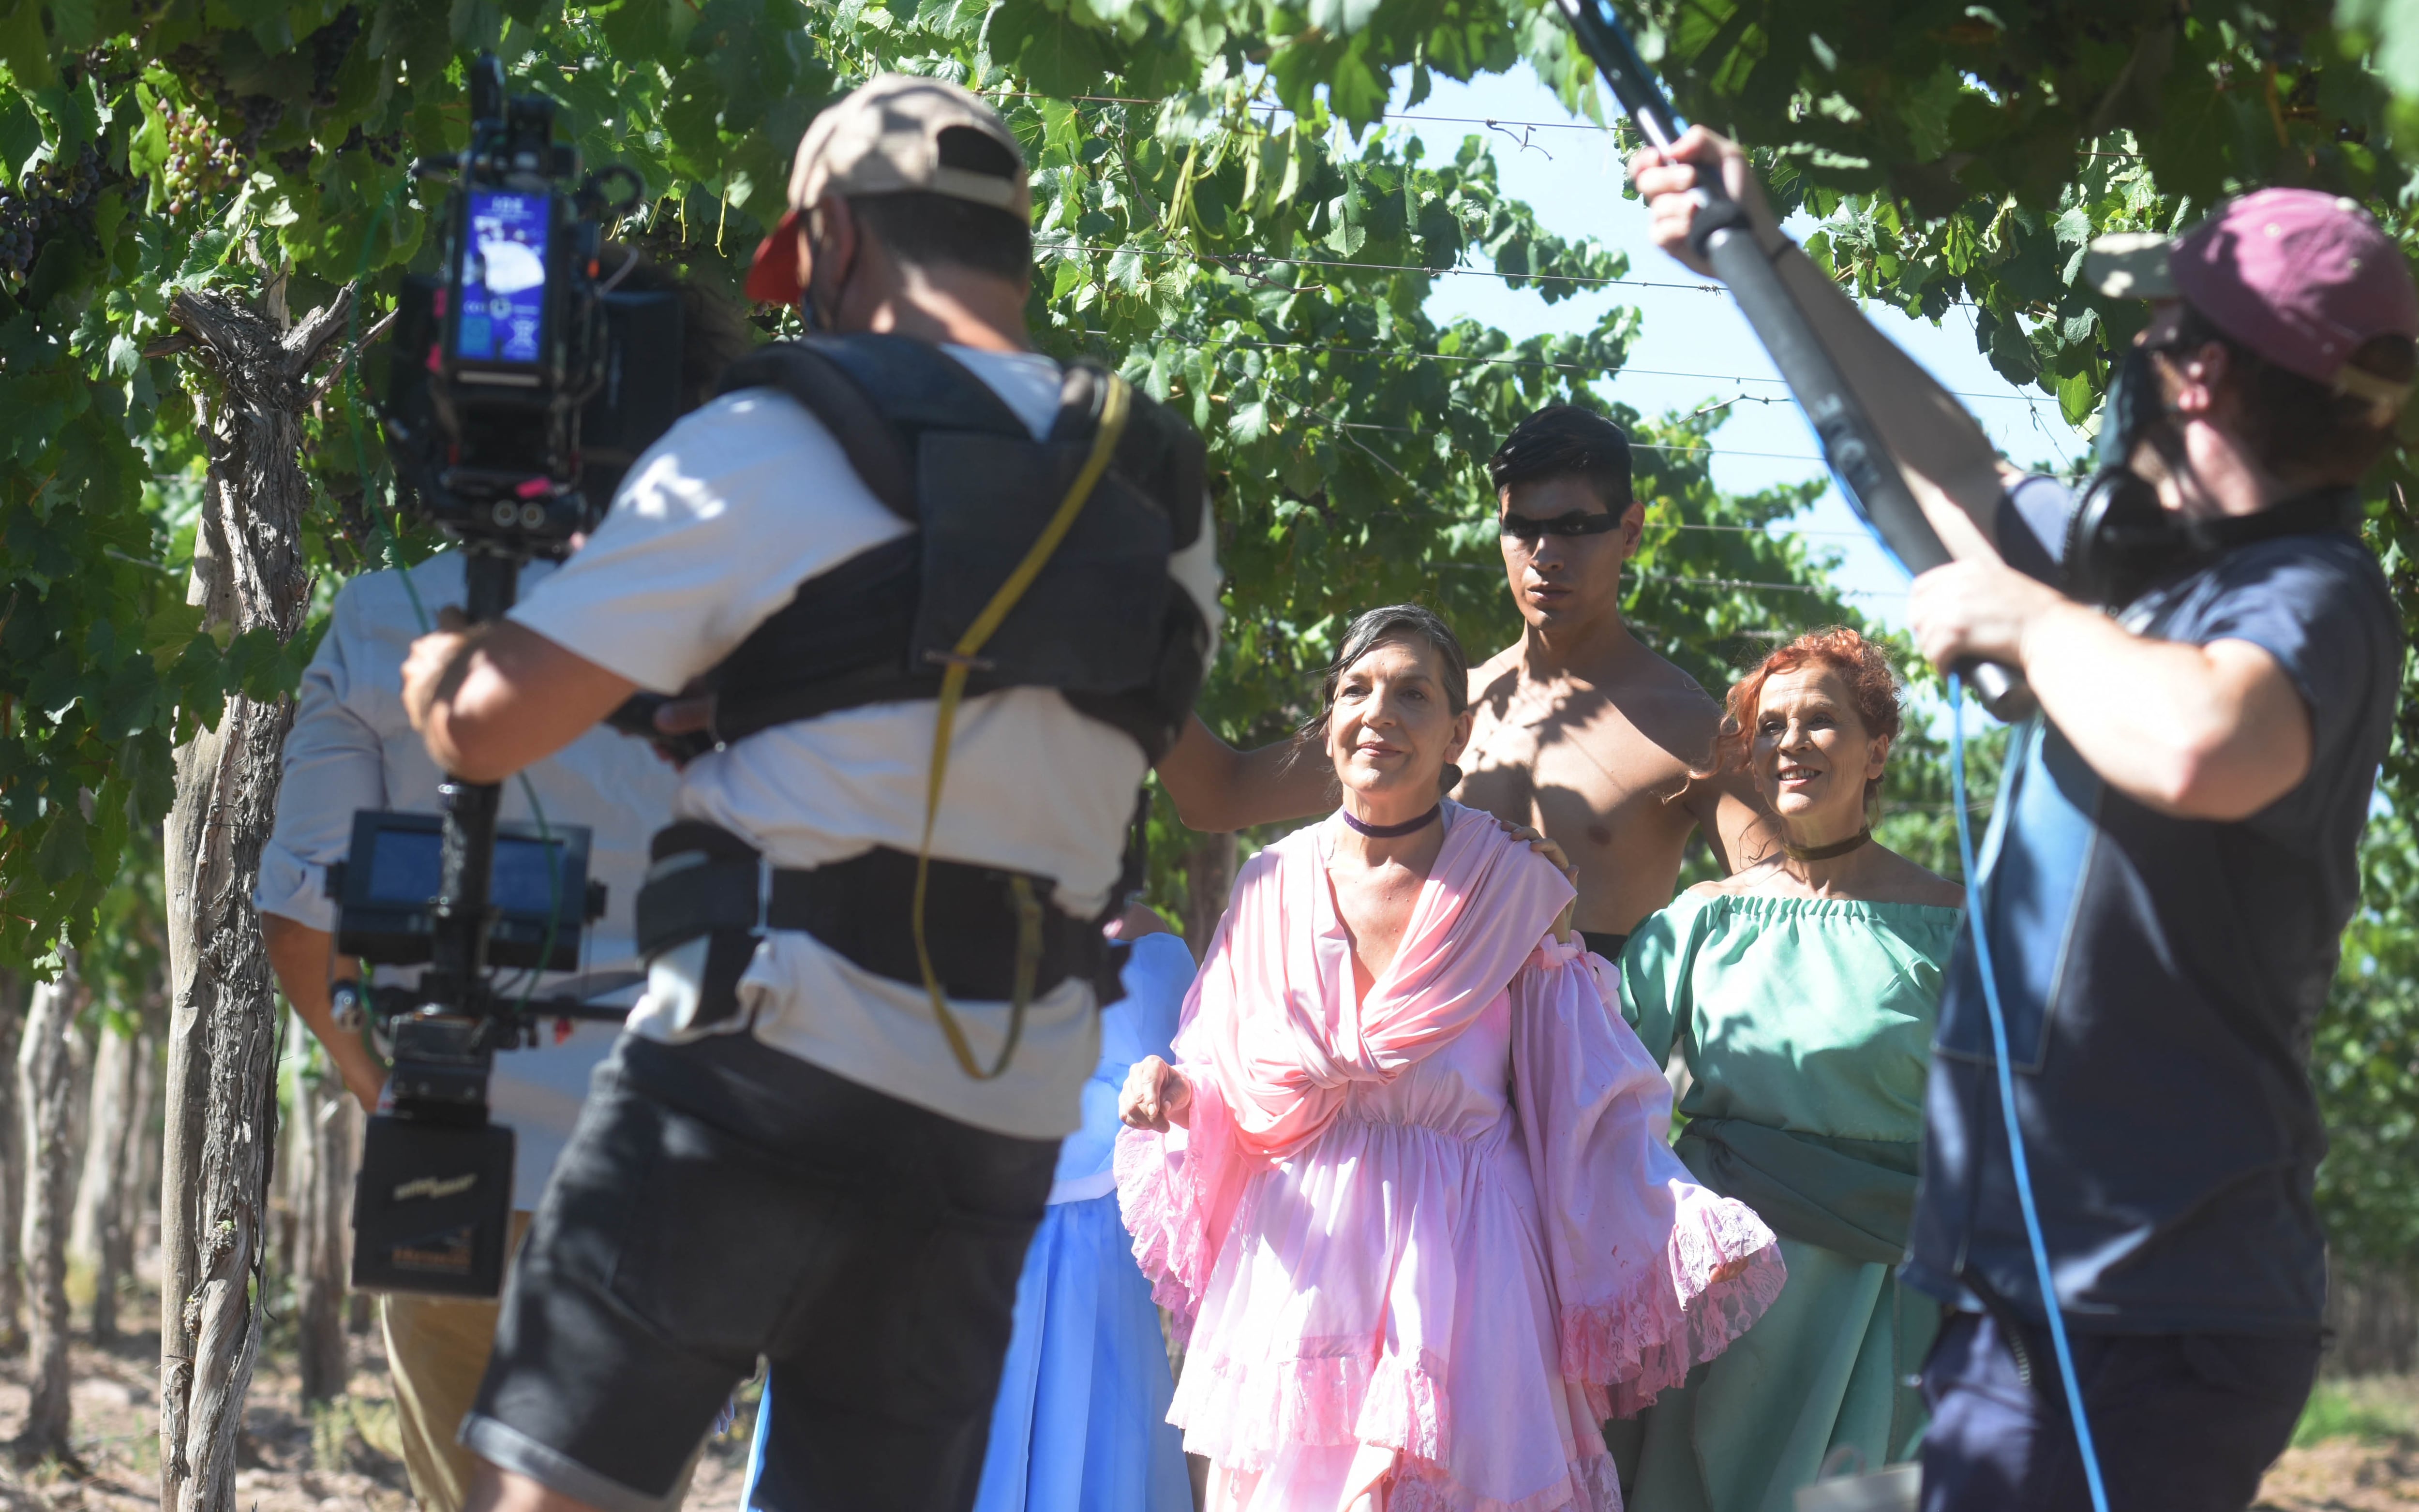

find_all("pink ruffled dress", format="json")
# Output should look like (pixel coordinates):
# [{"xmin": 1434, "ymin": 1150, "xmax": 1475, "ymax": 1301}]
[{"xmin": 1116, "ymin": 804, "xmax": 1786, "ymax": 1512}]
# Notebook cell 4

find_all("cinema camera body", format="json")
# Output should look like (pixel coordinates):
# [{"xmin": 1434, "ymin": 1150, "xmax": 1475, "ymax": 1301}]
[{"xmin": 329, "ymin": 55, "xmax": 684, "ymax": 1299}]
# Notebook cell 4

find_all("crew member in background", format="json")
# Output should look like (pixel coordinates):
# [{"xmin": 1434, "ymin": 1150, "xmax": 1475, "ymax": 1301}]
[
  {"xmin": 1637, "ymin": 132, "xmax": 2410, "ymax": 1511},
  {"xmin": 1156, "ymin": 403, "xmax": 1771, "ymax": 959},
  {"xmin": 397, "ymin": 75, "xmax": 1220, "ymax": 1512},
  {"xmin": 258, "ymin": 260, "xmax": 749, "ymax": 1512}
]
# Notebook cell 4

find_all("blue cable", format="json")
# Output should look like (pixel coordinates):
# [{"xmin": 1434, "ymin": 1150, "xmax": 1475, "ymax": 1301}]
[{"xmin": 1947, "ymin": 674, "xmax": 2112, "ymax": 1512}]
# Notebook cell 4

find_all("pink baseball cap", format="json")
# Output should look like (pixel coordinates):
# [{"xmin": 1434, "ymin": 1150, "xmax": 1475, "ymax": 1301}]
[{"xmin": 2085, "ymin": 188, "xmax": 2419, "ymax": 417}]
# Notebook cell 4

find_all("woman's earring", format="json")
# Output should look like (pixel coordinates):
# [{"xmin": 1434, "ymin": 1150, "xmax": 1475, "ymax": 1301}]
[{"xmin": 1440, "ymin": 762, "xmax": 1464, "ymax": 794}]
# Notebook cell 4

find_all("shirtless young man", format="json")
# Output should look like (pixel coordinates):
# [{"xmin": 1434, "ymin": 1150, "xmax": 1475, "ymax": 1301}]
[{"xmin": 1158, "ymin": 404, "xmax": 1770, "ymax": 954}]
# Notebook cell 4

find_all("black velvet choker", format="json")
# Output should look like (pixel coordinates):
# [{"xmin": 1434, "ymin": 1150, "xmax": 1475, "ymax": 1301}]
[
  {"xmin": 1783, "ymin": 827, "xmax": 1871, "ymax": 862},
  {"xmin": 1341, "ymin": 803, "xmax": 1442, "ymax": 839}
]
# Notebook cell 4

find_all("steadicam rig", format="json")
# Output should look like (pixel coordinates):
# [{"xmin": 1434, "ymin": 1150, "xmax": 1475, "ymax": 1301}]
[{"xmin": 333, "ymin": 54, "xmax": 674, "ymax": 1301}]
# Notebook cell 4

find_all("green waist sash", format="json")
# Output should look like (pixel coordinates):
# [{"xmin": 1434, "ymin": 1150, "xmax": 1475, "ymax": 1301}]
[{"xmin": 1675, "ymin": 1117, "xmax": 1919, "ymax": 1267}]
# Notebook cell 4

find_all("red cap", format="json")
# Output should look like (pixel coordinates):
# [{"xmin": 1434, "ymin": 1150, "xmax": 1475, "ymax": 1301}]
[
  {"xmin": 744, "ymin": 208, "xmax": 808, "ymax": 305},
  {"xmin": 742, "ymin": 76, "xmax": 1028, "ymax": 308}
]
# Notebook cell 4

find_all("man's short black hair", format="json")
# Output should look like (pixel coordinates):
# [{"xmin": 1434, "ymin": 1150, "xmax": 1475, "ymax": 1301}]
[
  {"xmin": 848, "ymin": 193, "xmax": 1031, "ymax": 282},
  {"xmin": 846, "ymin": 126, "xmax": 1031, "ymax": 282},
  {"xmin": 1487, "ymin": 404, "xmax": 1634, "ymax": 513}
]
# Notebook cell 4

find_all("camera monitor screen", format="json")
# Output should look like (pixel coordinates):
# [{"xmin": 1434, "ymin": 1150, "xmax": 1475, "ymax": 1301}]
[
  {"xmin": 456, "ymin": 189, "xmax": 550, "ymax": 367},
  {"xmin": 362, "ymin": 827, "xmax": 575, "ymax": 918},
  {"xmin": 338, "ymin": 811, "xmax": 593, "ymax": 971}
]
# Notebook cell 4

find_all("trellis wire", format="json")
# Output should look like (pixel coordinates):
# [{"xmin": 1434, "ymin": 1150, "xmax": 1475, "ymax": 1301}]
[
  {"xmin": 1042, "ymin": 238, "xmax": 1726, "ymax": 294},
  {"xmin": 1099, "ymin": 329, "xmax": 2083, "ymax": 411}
]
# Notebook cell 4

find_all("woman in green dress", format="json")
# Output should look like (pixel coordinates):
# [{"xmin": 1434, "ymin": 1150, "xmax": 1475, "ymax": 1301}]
[{"xmin": 1609, "ymin": 626, "xmax": 1962, "ymax": 1512}]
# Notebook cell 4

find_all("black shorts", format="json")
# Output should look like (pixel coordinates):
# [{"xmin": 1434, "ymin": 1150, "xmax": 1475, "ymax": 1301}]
[
  {"xmin": 1918, "ymin": 1309, "xmax": 2319, "ymax": 1512},
  {"xmin": 462, "ymin": 1032, "xmax": 1058, "ymax": 1512}
]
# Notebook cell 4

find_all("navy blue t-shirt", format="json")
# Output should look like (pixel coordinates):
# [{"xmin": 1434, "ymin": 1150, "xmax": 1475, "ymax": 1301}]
[{"xmin": 1903, "ymin": 479, "xmax": 2403, "ymax": 1335}]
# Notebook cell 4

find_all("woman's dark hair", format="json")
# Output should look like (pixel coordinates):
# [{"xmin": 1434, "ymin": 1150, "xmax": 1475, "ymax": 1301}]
[
  {"xmin": 849, "ymin": 193, "xmax": 1031, "ymax": 283},
  {"xmin": 1298, "ymin": 604, "xmax": 1471, "ymax": 795},
  {"xmin": 2169, "ymin": 301, "xmax": 2416, "ymax": 486},
  {"xmin": 1487, "ymin": 404, "xmax": 1634, "ymax": 513}
]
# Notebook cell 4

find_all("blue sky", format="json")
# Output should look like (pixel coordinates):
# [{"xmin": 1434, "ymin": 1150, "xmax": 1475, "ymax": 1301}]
[{"xmin": 1388, "ymin": 65, "xmax": 2095, "ymax": 628}]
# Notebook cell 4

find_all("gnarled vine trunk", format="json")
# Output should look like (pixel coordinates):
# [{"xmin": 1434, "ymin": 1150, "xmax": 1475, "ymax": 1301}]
[
  {"xmin": 16, "ymin": 952, "xmax": 83, "ymax": 1465},
  {"xmin": 73, "ymin": 1013, "xmax": 145, "ymax": 1342},
  {"xmin": 159, "ymin": 282, "xmax": 353, "ymax": 1512},
  {"xmin": 288, "ymin": 1018, "xmax": 358, "ymax": 1403},
  {"xmin": 0, "ymin": 969, "xmax": 22, "ymax": 1353},
  {"xmin": 117, "ymin": 1026, "xmax": 161, "ymax": 1315}
]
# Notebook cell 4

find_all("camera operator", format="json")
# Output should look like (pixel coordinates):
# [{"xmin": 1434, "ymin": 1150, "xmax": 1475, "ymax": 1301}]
[
  {"xmin": 259, "ymin": 256, "xmax": 749, "ymax": 1512},
  {"xmin": 397, "ymin": 75, "xmax": 1220, "ymax": 1512},
  {"xmin": 1634, "ymin": 137, "xmax": 2410, "ymax": 1508}
]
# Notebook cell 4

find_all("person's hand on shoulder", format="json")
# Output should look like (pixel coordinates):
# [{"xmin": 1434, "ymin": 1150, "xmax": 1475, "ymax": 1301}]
[{"xmin": 1492, "ymin": 817, "xmax": 1579, "ymax": 943}]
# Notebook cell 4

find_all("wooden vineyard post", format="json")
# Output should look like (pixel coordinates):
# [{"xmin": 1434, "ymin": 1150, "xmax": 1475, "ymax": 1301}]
[{"xmin": 157, "ymin": 281, "xmax": 354, "ymax": 1512}]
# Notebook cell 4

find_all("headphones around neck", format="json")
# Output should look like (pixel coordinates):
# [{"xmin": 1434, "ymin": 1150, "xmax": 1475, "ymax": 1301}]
[{"xmin": 2062, "ymin": 471, "xmax": 2360, "ymax": 610}]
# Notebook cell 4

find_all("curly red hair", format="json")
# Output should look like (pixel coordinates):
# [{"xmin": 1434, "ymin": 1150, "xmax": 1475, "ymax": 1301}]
[{"xmin": 1708, "ymin": 627, "xmax": 1904, "ymax": 803}]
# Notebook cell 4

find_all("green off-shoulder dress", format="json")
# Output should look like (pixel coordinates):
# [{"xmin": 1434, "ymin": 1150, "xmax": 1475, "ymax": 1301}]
[{"xmin": 1603, "ymin": 891, "xmax": 1961, "ymax": 1512}]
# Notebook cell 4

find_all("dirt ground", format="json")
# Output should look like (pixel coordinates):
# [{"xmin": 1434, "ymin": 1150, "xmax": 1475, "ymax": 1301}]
[
  {"xmin": 0, "ymin": 1300, "xmax": 2402, "ymax": 1512},
  {"xmin": 0, "ymin": 1317, "xmax": 758, "ymax": 1512},
  {"xmin": 2258, "ymin": 1437, "xmax": 2419, "ymax": 1512},
  {"xmin": 2256, "ymin": 1377, "xmax": 2419, "ymax": 1512}
]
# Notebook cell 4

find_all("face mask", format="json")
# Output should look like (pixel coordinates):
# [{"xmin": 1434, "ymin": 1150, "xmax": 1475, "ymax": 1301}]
[
  {"xmin": 800, "ymin": 267, "xmax": 833, "ymax": 333},
  {"xmin": 2096, "ymin": 343, "xmax": 2168, "ymax": 471},
  {"xmin": 799, "ymin": 226, "xmax": 840, "ymax": 333}
]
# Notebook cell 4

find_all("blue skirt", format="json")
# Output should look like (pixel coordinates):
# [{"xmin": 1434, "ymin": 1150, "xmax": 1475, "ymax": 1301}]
[{"xmin": 743, "ymin": 1190, "xmax": 1190, "ymax": 1512}]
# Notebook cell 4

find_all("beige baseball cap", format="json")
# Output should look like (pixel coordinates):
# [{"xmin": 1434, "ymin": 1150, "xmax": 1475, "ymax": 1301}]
[{"xmin": 744, "ymin": 74, "xmax": 1030, "ymax": 303}]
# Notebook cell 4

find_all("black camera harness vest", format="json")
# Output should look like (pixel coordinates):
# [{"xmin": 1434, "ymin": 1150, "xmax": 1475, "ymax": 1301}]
[{"xmin": 631, "ymin": 335, "xmax": 1209, "ymax": 1080}]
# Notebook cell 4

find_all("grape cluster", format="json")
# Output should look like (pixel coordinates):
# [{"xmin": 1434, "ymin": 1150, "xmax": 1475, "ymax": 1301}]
[
  {"xmin": 145, "ymin": 17, "xmax": 364, "ymax": 220},
  {"xmin": 310, "ymin": 7, "xmax": 361, "ymax": 109},
  {"xmin": 0, "ymin": 204, "xmax": 30, "ymax": 276},
  {"xmin": 231, "ymin": 94, "xmax": 284, "ymax": 160},
  {"xmin": 338, "ymin": 122, "xmax": 403, "ymax": 167},
  {"xmin": 156, "ymin": 102, "xmax": 245, "ymax": 219},
  {"xmin": 0, "ymin": 144, "xmax": 105, "ymax": 279},
  {"xmin": 159, "ymin": 43, "xmax": 286, "ymax": 201}
]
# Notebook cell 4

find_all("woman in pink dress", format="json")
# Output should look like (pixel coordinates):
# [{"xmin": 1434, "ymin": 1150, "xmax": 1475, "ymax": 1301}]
[{"xmin": 1116, "ymin": 605, "xmax": 1787, "ymax": 1512}]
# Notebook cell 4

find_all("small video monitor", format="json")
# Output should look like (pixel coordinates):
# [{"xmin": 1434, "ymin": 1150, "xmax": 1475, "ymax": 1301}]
[
  {"xmin": 452, "ymin": 189, "xmax": 551, "ymax": 370},
  {"xmin": 333, "ymin": 810, "xmax": 592, "ymax": 971}
]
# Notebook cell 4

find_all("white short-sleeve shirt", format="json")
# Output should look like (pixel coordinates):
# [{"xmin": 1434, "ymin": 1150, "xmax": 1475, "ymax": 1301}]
[
  {"xmin": 256, "ymin": 551, "xmax": 680, "ymax": 1209},
  {"xmin": 508, "ymin": 344, "xmax": 1222, "ymax": 1140}
]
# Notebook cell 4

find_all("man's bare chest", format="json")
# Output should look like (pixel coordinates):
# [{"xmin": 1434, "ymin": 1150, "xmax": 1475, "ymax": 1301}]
[{"xmin": 1460, "ymin": 698, "xmax": 1675, "ymax": 813}]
